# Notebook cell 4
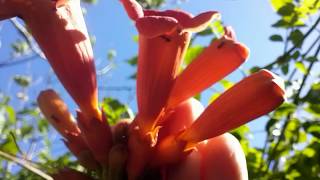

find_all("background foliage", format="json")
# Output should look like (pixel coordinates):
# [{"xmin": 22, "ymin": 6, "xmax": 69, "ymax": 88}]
[{"xmin": 1, "ymin": 0, "xmax": 320, "ymax": 179}]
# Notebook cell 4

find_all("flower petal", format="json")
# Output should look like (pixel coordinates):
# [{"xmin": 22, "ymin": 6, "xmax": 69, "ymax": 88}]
[
  {"xmin": 135, "ymin": 30, "xmax": 191, "ymax": 134},
  {"xmin": 135, "ymin": 16, "xmax": 178, "ymax": 38},
  {"xmin": 158, "ymin": 98, "xmax": 204, "ymax": 141},
  {"xmin": 182, "ymin": 11, "xmax": 220, "ymax": 33},
  {"xmin": 0, "ymin": 1, "xmax": 17, "ymax": 20},
  {"xmin": 120, "ymin": 0, "xmax": 144, "ymax": 21},
  {"xmin": 144, "ymin": 9, "xmax": 193, "ymax": 24},
  {"xmin": 167, "ymin": 134, "xmax": 248, "ymax": 180},
  {"xmin": 20, "ymin": 0, "xmax": 100, "ymax": 120},
  {"xmin": 37, "ymin": 89, "xmax": 80, "ymax": 138},
  {"xmin": 167, "ymin": 36, "xmax": 249, "ymax": 109},
  {"xmin": 179, "ymin": 69, "xmax": 286, "ymax": 144}
]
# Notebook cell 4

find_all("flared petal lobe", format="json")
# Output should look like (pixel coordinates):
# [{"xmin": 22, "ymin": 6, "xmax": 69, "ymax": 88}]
[
  {"xmin": 167, "ymin": 36, "xmax": 249, "ymax": 109},
  {"xmin": 37, "ymin": 89, "xmax": 80, "ymax": 138},
  {"xmin": 180, "ymin": 69, "xmax": 286, "ymax": 144},
  {"xmin": 13, "ymin": 0, "xmax": 100, "ymax": 120}
]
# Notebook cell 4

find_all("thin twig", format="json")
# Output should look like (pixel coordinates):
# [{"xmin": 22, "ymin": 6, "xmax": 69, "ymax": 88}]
[
  {"xmin": 263, "ymin": 14, "xmax": 320, "ymax": 69},
  {"xmin": 0, "ymin": 150, "xmax": 53, "ymax": 180},
  {"xmin": 9, "ymin": 18, "xmax": 45, "ymax": 59},
  {"xmin": 0, "ymin": 54, "xmax": 38, "ymax": 68}
]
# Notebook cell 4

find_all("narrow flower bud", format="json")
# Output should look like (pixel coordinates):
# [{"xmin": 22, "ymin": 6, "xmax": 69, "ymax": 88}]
[{"xmin": 37, "ymin": 89, "xmax": 80, "ymax": 138}]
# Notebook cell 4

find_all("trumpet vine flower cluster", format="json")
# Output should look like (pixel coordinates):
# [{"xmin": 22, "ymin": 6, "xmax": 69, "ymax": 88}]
[{"xmin": 0, "ymin": 0, "xmax": 286, "ymax": 179}]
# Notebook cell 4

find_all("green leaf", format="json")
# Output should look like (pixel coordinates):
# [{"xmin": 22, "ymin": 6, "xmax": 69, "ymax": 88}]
[
  {"xmin": 127, "ymin": 56, "xmax": 138, "ymax": 66},
  {"xmin": 5, "ymin": 105, "xmax": 16, "ymax": 124},
  {"xmin": 107, "ymin": 50, "xmax": 117, "ymax": 61},
  {"xmin": 219, "ymin": 79, "xmax": 234, "ymax": 90},
  {"xmin": 11, "ymin": 40, "xmax": 29, "ymax": 55},
  {"xmin": 266, "ymin": 118, "xmax": 279, "ymax": 132},
  {"xmin": 302, "ymin": 147, "xmax": 316, "ymax": 158},
  {"xmin": 13, "ymin": 75, "xmax": 31, "ymax": 87},
  {"xmin": 101, "ymin": 98, "xmax": 132, "ymax": 125},
  {"xmin": 289, "ymin": 29, "xmax": 304, "ymax": 47},
  {"xmin": 305, "ymin": 104, "xmax": 320, "ymax": 117},
  {"xmin": 294, "ymin": 61, "xmax": 307, "ymax": 74},
  {"xmin": 306, "ymin": 124, "xmax": 320, "ymax": 138},
  {"xmin": 277, "ymin": 3, "xmax": 295, "ymax": 16},
  {"xmin": 81, "ymin": 0, "xmax": 98, "ymax": 4},
  {"xmin": 270, "ymin": 34, "xmax": 283, "ymax": 42},
  {"xmin": 280, "ymin": 63, "xmax": 289, "ymax": 75},
  {"xmin": 210, "ymin": 20, "xmax": 225, "ymax": 39},
  {"xmin": 132, "ymin": 35, "xmax": 139, "ymax": 43},
  {"xmin": 208, "ymin": 92, "xmax": 220, "ymax": 104},
  {"xmin": 0, "ymin": 134, "xmax": 18, "ymax": 155},
  {"xmin": 38, "ymin": 119, "xmax": 49, "ymax": 133},
  {"xmin": 196, "ymin": 28, "xmax": 213, "ymax": 36},
  {"xmin": 306, "ymin": 56, "xmax": 318, "ymax": 62},
  {"xmin": 270, "ymin": 0, "xmax": 293, "ymax": 11},
  {"xmin": 184, "ymin": 46, "xmax": 204, "ymax": 66}
]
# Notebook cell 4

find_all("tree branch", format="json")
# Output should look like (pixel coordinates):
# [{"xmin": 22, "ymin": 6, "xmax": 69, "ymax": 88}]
[{"xmin": 0, "ymin": 150, "xmax": 53, "ymax": 180}]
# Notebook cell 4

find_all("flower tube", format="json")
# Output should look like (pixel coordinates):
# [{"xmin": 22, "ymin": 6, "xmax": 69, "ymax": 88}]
[
  {"xmin": 120, "ymin": 0, "xmax": 219, "ymax": 135},
  {"xmin": 1, "ymin": 0, "xmax": 100, "ymax": 121},
  {"xmin": 167, "ymin": 27, "xmax": 249, "ymax": 109},
  {"xmin": 155, "ymin": 69, "xmax": 286, "ymax": 165}
]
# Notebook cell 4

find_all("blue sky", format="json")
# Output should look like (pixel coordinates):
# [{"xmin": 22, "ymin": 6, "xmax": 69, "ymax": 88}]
[{"xmin": 0, "ymin": 0, "xmax": 285, "ymax": 151}]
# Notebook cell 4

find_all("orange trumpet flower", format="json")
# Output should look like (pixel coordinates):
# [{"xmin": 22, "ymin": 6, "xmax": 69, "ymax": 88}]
[
  {"xmin": 121, "ymin": 0, "xmax": 220, "ymax": 135},
  {"xmin": 155, "ymin": 69, "xmax": 285, "ymax": 165},
  {"xmin": 1, "ymin": 0, "xmax": 100, "ymax": 120}
]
